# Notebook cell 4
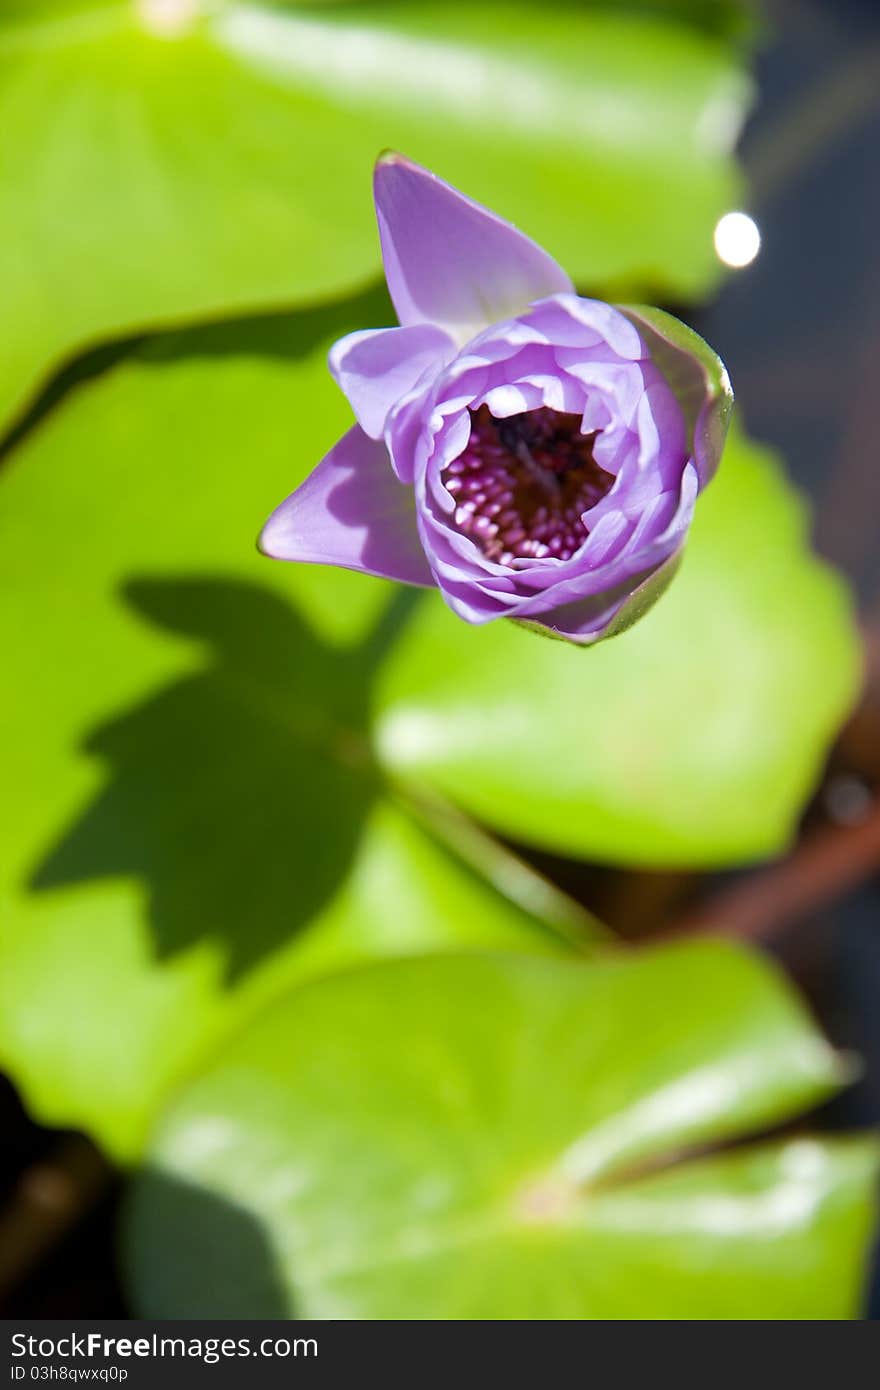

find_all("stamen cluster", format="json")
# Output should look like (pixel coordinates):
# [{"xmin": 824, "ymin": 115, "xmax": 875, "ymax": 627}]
[{"xmin": 442, "ymin": 406, "xmax": 613, "ymax": 565}]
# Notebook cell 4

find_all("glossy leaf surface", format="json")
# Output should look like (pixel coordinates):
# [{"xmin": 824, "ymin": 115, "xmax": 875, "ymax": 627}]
[
  {"xmin": 0, "ymin": 302, "xmax": 859, "ymax": 1157},
  {"xmin": 0, "ymin": 0, "xmax": 750, "ymax": 431},
  {"xmin": 376, "ymin": 427, "xmax": 861, "ymax": 866},
  {"xmin": 126, "ymin": 946, "xmax": 878, "ymax": 1319},
  {"xmin": 0, "ymin": 305, "xmax": 573, "ymax": 1158}
]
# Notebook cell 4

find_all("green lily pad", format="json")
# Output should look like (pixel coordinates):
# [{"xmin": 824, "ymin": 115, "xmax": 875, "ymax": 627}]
[
  {"xmin": 0, "ymin": 302, "xmax": 578, "ymax": 1160},
  {"xmin": 375, "ymin": 426, "xmax": 861, "ymax": 867},
  {"xmin": 0, "ymin": 0, "xmax": 750, "ymax": 433},
  {"xmin": 125, "ymin": 945, "xmax": 879, "ymax": 1319},
  {"xmin": 0, "ymin": 290, "xmax": 862, "ymax": 1154}
]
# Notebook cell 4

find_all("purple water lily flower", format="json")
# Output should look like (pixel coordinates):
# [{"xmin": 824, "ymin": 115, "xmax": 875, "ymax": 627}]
[{"xmin": 260, "ymin": 155, "xmax": 733, "ymax": 644}]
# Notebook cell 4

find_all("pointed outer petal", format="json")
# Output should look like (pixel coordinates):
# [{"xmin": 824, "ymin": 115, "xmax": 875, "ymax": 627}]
[
  {"xmin": 523, "ymin": 548, "xmax": 685, "ymax": 646},
  {"xmin": 328, "ymin": 324, "xmax": 455, "ymax": 440},
  {"xmin": 374, "ymin": 154, "xmax": 573, "ymax": 342},
  {"xmin": 619, "ymin": 304, "xmax": 734, "ymax": 487},
  {"xmin": 259, "ymin": 426, "xmax": 434, "ymax": 587}
]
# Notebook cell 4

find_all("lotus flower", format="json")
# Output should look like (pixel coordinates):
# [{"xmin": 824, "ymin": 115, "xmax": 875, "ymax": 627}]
[{"xmin": 261, "ymin": 155, "xmax": 732, "ymax": 644}]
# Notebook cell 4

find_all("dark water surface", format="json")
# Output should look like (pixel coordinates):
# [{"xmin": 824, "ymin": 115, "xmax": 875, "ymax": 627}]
[{"xmin": 697, "ymin": 0, "xmax": 880, "ymax": 1316}]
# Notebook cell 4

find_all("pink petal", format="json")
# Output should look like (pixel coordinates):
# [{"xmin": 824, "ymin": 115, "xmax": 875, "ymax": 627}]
[
  {"xmin": 374, "ymin": 154, "xmax": 573, "ymax": 342},
  {"xmin": 329, "ymin": 324, "xmax": 454, "ymax": 440},
  {"xmin": 259, "ymin": 427, "xmax": 435, "ymax": 587}
]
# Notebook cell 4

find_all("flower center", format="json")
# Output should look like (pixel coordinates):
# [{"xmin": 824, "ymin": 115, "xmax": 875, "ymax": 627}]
[{"xmin": 442, "ymin": 406, "xmax": 613, "ymax": 565}]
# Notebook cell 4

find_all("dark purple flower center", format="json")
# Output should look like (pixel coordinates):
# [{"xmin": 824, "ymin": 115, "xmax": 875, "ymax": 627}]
[{"xmin": 442, "ymin": 406, "xmax": 613, "ymax": 565}]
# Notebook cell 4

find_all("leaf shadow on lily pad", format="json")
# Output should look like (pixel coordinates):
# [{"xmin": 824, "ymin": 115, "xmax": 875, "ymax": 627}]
[
  {"xmin": 3, "ymin": 283, "xmax": 395, "ymax": 471},
  {"xmin": 138, "ymin": 282, "xmax": 393, "ymax": 369},
  {"xmin": 124, "ymin": 1168, "xmax": 290, "ymax": 1319},
  {"xmin": 29, "ymin": 576, "xmax": 414, "ymax": 982}
]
